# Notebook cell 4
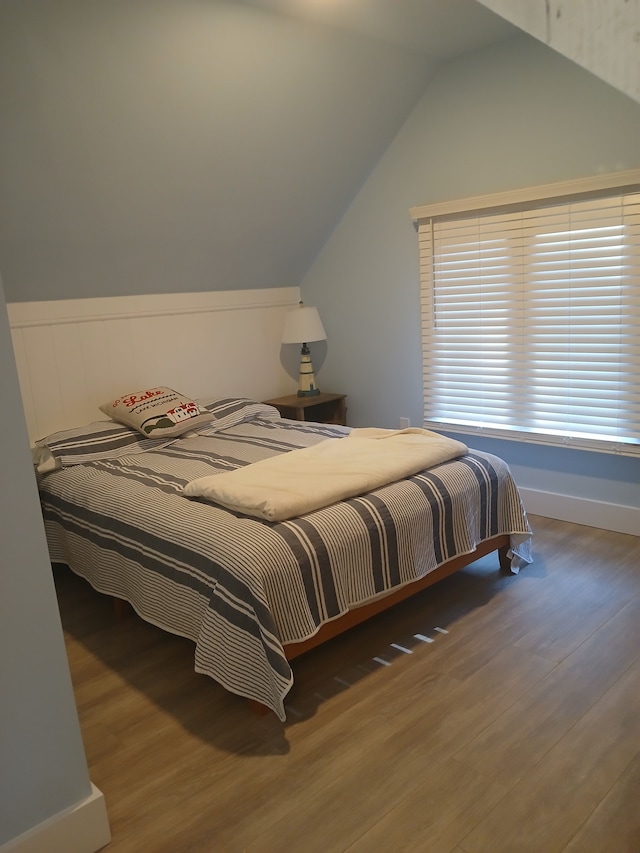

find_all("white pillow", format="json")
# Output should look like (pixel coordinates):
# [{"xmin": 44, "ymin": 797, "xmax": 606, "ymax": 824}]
[{"xmin": 100, "ymin": 387, "xmax": 213, "ymax": 438}]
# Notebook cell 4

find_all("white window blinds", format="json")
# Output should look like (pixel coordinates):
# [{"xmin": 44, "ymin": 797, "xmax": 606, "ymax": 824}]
[{"xmin": 413, "ymin": 174, "xmax": 640, "ymax": 456}]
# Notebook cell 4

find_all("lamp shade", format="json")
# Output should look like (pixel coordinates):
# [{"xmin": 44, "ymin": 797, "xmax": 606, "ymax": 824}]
[{"xmin": 281, "ymin": 304, "xmax": 327, "ymax": 344}]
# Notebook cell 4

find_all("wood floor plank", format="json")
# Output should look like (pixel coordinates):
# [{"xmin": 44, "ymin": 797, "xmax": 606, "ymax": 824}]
[
  {"xmin": 211, "ymin": 646, "xmax": 554, "ymax": 853},
  {"xmin": 439, "ymin": 528, "xmax": 639, "ymax": 670},
  {"xmin": 344, "ymin": 757, "xmax": 508, "ymax": 853},
  {"xmin": 563, "ymin": 752, "xmax": 640, "ymax": 853},
  {"xmin": 460, "ymin": 658, "xmax": 640, "ymax": 853},
  {"xmin": 453, "ymin": 593, "xmax": 640, "ymax": 787},
  {"xmin": 513, "ymin": 533, "xmax": 640, "ymax": 661}
]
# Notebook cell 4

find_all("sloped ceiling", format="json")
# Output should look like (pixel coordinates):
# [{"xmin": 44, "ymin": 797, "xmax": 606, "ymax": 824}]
[
  {"xmin": 0, "ymin": 0, "xmax": 517, "ymax": 302},
  {"xmin": 243, "ymin": 0, "xmax": 640, "ymax": 104},
  {"xmin": 1, "ymin": 1, "xmax": 636, "ymax": 304},
  {"xmin": 237, "ymin": 0, "xmax": 517, "ymax": 56}
]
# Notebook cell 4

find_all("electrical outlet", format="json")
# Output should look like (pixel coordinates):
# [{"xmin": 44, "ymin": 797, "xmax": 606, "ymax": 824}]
[{"xmin": 399, "ymin": 417, "xmax": 410, "ymax": 429}]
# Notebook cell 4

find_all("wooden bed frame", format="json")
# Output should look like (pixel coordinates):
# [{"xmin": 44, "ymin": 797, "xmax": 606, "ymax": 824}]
[{"xmin": 247, "ymin": 534, "xmax": 511, "ymax": 715}]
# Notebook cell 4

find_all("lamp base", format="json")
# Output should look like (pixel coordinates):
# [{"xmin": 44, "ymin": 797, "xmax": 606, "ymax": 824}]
[{"xmin": 297, "ymin": 343, "xmax": 321, "ymax": 397}]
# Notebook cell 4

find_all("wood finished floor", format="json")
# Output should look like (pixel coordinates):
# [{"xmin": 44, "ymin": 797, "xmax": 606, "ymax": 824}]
[{"xmin": 55, "ymin": 514, "xmax": 640, "ymax": 853}]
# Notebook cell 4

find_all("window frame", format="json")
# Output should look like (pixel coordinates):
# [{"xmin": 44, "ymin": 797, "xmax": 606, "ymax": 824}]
[{"xmin": 410, "ymin": 169, "xmax": 640, "ymax": 458}]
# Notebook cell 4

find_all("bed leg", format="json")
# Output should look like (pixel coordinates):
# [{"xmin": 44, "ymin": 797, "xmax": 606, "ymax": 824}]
[
  {"xmin": 247, "ymin": 699, "xmax": 272, "ymax": 716},
  {"xmin": 498, "ymin": 544, "xmax": 512, "ymax": 574},
  {"xmin": 113, "ymin": 597, "xmax": 133, "ymax": 621}
]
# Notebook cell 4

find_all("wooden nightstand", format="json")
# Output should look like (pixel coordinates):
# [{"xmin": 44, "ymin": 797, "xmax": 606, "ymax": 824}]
[{"xmin": 263, "ymin": 392, "xmax": 347, "ymax": 426}]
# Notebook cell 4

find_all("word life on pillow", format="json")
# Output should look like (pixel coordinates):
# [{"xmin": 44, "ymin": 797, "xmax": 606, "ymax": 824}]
[{"xmin": 100, "ymin": 387, "xmax": 213, "ymax": 438}]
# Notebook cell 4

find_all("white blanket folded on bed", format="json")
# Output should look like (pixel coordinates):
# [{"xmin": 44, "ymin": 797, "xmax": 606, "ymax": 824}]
[{"xmin": 182, "ymin": 427, "xmax": 468, "ymax": 522}]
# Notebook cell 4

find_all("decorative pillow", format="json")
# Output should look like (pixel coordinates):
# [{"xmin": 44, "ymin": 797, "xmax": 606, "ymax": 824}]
[{"xmin": 99, "ymin": 387, "xmax": 213, "ymax": 438}]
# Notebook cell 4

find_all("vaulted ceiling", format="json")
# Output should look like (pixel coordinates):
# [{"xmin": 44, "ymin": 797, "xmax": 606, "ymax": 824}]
[
  {"xmin": 0, "ymin": 0, "xmax": 636, "ymax": 303},
  {"xmin": 238, "ymin": 0, "xmax": 517, "ymax": 57},
  {"xmin": 0, "ymin": 0, "xmax": 519, "ymax": 302}
]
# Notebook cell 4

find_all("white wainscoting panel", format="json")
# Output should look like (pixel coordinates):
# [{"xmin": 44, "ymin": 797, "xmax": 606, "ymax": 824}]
[{"xmin": 8, "ymin": 288, "xmax": 300, "ymax": 442}]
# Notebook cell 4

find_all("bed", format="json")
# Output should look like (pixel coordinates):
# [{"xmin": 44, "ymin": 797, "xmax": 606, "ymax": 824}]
[{"xmin": 35, "ymin": 396, "xmax": 532, "ymax": 721}]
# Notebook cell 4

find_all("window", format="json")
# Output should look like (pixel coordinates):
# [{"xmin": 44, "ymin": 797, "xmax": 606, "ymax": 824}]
[{"xmin": 411, "ymin": 170, "xmax": 640, "ymax": 456}]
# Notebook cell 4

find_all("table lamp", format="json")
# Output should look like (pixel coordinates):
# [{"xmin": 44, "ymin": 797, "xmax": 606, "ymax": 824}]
[{"xmin": 282, "ymin": 301, "xmax": 327, "ymax": 396}]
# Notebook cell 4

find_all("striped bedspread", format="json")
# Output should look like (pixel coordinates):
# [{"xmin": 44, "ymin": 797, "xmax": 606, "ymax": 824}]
[{"xmin": 38, "ymin": 399, "xmax": 532, "ymax": 720}]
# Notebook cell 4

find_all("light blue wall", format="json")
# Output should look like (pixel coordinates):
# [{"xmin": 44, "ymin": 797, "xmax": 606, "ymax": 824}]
[
  {"xmin": 0, "ymin": 275, "xmax": 94, "ymax": 844},
  {"xmin": 301, "ymin": 34, "xmax": 640, "ymax": 513}
]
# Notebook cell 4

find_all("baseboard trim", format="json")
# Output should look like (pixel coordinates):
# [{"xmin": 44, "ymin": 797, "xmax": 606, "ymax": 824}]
[
  {"xmin": 520, "ymin": 487, "xmax": 640, "ymax": 537},
  {"xmin": 0, "ymin": 784, "xmax": 110, "ymax": 853}
]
